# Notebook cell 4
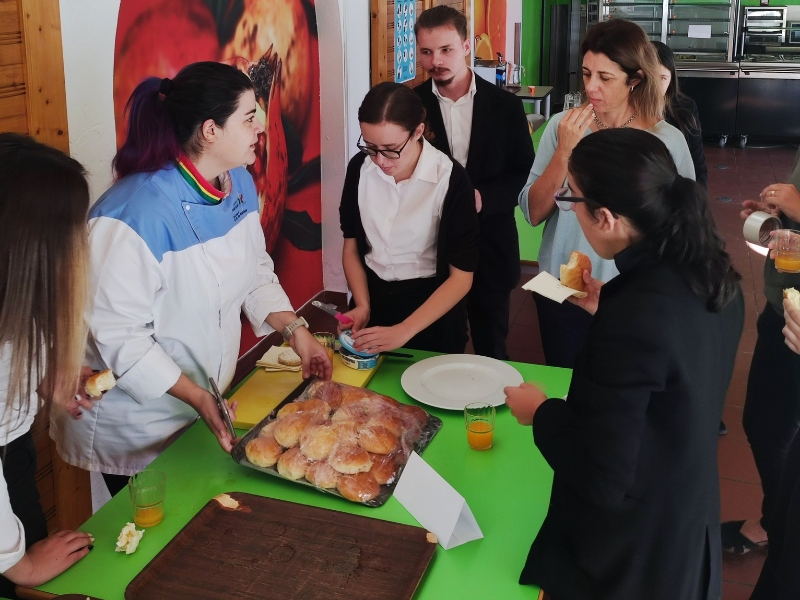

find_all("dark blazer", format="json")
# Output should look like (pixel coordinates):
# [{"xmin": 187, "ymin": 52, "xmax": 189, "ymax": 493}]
[
  {"xmin": 522, "ymin": 243, "xmax": 744, "ymax": 600},
  {"xmin": 415, "ymin": 75, "xmax": 534, "ymax": 290}
]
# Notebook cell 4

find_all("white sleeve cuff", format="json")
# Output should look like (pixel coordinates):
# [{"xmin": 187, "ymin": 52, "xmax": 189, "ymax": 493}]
[
  {"xmin": 243, "ymin": 289, "xmax": 295, "ymax": 338},
  {"xmin": 116, "ymin": 343, "xmax": 182, "ymax": 404}
]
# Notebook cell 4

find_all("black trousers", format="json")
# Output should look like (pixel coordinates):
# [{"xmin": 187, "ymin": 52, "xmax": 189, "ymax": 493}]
[
  {"xmin": 102, "ymin": 472, "xmax": 130, "ymax": 497},
  {"xmin": 751, "ymin": 429, "xmax": 800, "ymax": 600},
  {"xmin": 532, "ymin": 293, "xmax": 594, "ymax": 369},
  {"xmin": 743, "ymin": 303, "xmax": 800, "ymax": 532},
  {"xmin": 364, "ymin": 267, "xmax": 468, "ymax": 354},
  {"xmin": 466, "ymin": 284, "xmax": 511, "ymax": 360},
  {"xmin": 0, "ymin": 432, "xmax": 48, "ymax": 599}
]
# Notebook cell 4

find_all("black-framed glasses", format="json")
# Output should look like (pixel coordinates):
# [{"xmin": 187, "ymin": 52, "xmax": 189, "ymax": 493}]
[
  {"xmin": 357, "ymin": 133, "xmax": 414, "ymax": 159},
  {"xmin": 554, "ymin": 186, "xmax": 592, "ymax": 212}
]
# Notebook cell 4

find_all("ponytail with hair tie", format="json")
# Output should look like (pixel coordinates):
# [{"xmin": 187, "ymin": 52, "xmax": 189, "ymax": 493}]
[{"xmin": 158, "ymin": 78, "xmax": 172, "ymax": 97}]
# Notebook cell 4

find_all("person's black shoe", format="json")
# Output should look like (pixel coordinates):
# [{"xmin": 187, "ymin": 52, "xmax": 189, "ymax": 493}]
[
  {"xmin": 719, "ymin": 420, "xmax": 728, "ymax": 435},
  {"xmin": 721, "ymin": 520, "xmax": 768, "ymax": 555}
]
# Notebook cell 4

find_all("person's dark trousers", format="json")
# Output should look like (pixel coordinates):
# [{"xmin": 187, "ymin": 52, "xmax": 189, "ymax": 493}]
[
  {"xmin": 0, "ymin": 432, "xmax": 48, "ymax": 599},
  {"xmin": 743, "ymin": 302, "xmax": 800, "ymax": 532},
  {"xmin": 532, "ymin": 293, "xmax": 593, "ymax": 369},
  {"xmin": 751, "ymin": 429, "xmax": 800, "ymax": 599},
  {"xmin": 102, "ymin": 472, "xmax": 130, "ymax": 497},
  {"xmin": 467, "ymin": 285, "xmax": 512, "ymax": 360}
]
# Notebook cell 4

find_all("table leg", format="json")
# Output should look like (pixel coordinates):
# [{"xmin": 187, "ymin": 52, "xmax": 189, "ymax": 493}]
[
  {"xmin": 544, "ymin": 95, "xmax": 551, "ymax": 120},
  {"xmin": 534, "ymin": 99, "xmax": 541, "ymax": 116}
]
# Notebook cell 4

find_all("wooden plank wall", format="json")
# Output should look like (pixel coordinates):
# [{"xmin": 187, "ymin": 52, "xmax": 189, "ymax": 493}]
[
  {"xmin": 0, "ymin": 0, "xmax": 92, "ymax": 534},
  {"xmin": 370, "ymin": 0, "xmax": 472, "ymax": 87}
]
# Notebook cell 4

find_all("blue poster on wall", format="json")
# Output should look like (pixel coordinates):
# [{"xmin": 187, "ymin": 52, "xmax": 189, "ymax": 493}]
[{"xmin": 394, "ymin": 0, "xmax": 415, "ymax": 83}]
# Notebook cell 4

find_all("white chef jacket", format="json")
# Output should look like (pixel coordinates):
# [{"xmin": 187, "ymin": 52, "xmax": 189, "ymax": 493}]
[
  {"xmin": 1, "ymin": 343, "xmax": 36, "ymax": 573},
  {"xmin": 51, "ymin": 164, "xmax": 294, "ymax": 475}
]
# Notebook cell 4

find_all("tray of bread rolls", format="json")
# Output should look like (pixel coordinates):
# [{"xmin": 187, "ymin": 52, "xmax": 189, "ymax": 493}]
[{"xmin": 231, "ymin": 379, "xmax": 442, "ymax": 507}]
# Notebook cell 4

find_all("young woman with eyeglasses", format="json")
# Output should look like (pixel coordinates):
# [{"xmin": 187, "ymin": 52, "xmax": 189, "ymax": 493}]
[
  {"xmin": 338, "ymin": 82, "xmax": 479, "ymax": 353},
  {"xmin": 505, "ymin": 129, "xmax": 743, "ymax": 599}
]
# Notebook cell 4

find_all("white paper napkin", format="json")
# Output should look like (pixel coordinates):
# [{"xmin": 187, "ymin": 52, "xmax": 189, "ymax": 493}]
[{"xmin": 522, "ymin": 272, "xmax": 587, "ymax": 303}]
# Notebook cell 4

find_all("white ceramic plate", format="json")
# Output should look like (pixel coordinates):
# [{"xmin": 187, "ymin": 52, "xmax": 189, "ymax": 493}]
[{"xmin": 400, "ymin": 354, "xmax": 523, "ymax": 410}]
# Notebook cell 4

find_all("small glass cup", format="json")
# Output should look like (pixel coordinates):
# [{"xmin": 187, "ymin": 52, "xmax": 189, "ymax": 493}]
[
  {"xmin": 775, "ymin": 229, "xmax": 800, "ymax": 273},
  {"xmin": 129, "ymin": 469, "xmax": 166, "ymax": 528},
  {"xmin": 464, "ymin": 403, "xmax": 495, "ymax": 451},
  {"xmin": 563, "ymin": 92, "xmax": 583, "ymax": 110},
  {"xmin": 313, "ymin": 332, "xmax": 336, "ymax": 361},
  {"xmin": 528, "ymin": 85, "xmax": 536, "ymax": 94}
]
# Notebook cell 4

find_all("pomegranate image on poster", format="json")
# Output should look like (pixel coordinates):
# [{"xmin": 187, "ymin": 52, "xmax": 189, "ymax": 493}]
[{"xmin": 113, "ymin": 0, "xmax": 322, "ymax": 346}]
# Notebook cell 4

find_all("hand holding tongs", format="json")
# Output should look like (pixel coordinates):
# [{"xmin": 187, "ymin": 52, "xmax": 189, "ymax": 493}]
[
  {"xmin": 312, "ymin": 300, "xmax": 354, "ymax": 326},
  {"xmin": 209, "ymin": 377, "xmax": 236, "ymax": 441}
]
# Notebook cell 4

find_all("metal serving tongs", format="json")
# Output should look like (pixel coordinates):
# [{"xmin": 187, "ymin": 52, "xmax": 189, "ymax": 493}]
[{"xmin": 209, "ymin": 377, "xmax": 236, "ymax": 441}]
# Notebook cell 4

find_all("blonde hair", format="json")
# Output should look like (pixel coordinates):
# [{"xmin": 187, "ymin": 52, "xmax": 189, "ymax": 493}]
[
  {"xmin": 581, "ymin": 20, "xmax": 665, "ymax": 123},
  {"xmin": 0, "ymin": 133, "xmax": 89, "ymax": 423}
]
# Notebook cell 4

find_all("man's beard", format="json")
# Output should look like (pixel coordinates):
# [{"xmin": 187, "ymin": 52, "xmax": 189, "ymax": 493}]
[{"xmin": 430, "ymin": 70, "xmax": 454, "ymax": 87}]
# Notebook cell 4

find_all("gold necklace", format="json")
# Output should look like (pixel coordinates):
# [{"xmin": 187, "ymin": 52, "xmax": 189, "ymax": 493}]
[{"xmin": 592, "ymin": 110, "xmax": 637, "ymax": 129}]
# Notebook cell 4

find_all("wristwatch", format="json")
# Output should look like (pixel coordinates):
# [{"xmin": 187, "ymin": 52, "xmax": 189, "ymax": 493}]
[{"xmin": 281, "ymin": 316, "xmax": 309, "ymax": 342}]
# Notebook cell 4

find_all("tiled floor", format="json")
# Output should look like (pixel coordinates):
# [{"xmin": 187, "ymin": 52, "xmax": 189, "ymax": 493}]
[{"xmin": 502, "ymin": 142, "xmax": 799, "ymax": 599}]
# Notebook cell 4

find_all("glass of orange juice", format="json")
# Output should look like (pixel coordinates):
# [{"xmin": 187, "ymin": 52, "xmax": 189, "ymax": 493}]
[
  {"xmin": 129, "ymin": 469, "xmax": 166, "ymax": 528},
  {"xmin": 313, "ymin": 332, "xmax": 336, "ymax": 361},
  {"xmin": 464, "ymin": 402, "xmax": 495, "ymax": 451},
  {"xmin": 775, "ymin": 229, "xmax": 800, "ymax": 273}
]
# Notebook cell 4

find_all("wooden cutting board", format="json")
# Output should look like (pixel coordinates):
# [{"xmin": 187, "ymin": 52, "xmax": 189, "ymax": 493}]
[
  {"xmin": 230, "ymin": 353, "xmax": 383, "ymax": 429},
  {"xmin": 125, "ymin": 493, "xmax": 437, "ymax": 600}
]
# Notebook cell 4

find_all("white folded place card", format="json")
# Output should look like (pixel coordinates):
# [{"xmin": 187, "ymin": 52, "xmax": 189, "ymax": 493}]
[
  {"xmin": 522, "ymin": 272, "xmax": 587, "ymax": 303},
  {"xmin": 394, "ymin": 452, "xmax": 483, "ymax": 550}
]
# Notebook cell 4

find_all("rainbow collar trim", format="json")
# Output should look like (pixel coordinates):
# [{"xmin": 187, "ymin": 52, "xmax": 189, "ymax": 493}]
[{"xmin": 176, "ymin": 153, "xmax": 227, "ymax": 204}]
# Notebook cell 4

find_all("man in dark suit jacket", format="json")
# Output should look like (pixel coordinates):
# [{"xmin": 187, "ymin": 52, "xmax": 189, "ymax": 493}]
[{"xmin": 414, "ymin": 6, "xmax": 534, "ymax": 359}]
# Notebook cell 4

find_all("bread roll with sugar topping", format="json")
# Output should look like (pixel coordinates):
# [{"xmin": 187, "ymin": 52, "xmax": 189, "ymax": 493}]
[
  {"xmin": 337, "ymin": 472, "xmax": 380, "ymax": 503},
  {"xmin": 559, "ymin": 251, "xmax": 592, "ymax": 292},
  {"xmin": 245, "ymin": 436, "xmax": 283, "ymax": 468},
  {"xmin": 300, "ymin": 424, "xmax": 338, "ymax": 461},
  {"xmin": 276, "ymin": 447, "xmax": 310, "ymax": 480},
  {"xmin": 358, "ymin": 425, "xmax": 399, "ymax": 455},
  {"xmin": 305, "ymin": 461, "xmax": 340, "ymax": 489},
  {"xmin": 274, "ymin": 412, "xmax": 320, "ymax": 448},
  {"xmin": 328, "ymin": 443, "xmax": 372, "ymax": 474}
]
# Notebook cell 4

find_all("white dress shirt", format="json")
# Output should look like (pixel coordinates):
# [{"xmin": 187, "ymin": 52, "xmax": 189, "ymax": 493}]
[
  {"xmin": 1, "ymin": 342, "xmax": 36, "ymax": 573},
  {"xmin": 358, "ymin": 139, "xmax": 453, "ymax": 281},
  {"xmin": 431, "ymin": 68, "xmax": 477, "ymax": 167}
]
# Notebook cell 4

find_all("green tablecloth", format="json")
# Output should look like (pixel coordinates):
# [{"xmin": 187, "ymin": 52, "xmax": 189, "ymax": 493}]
[{"xmin": 37, "ymin": 351, "xmax": 571, "ymax": 599}]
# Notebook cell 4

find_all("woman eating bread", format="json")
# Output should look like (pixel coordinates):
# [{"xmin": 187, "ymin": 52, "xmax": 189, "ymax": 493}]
[
  {"xmin": 0, "ymin": 134, "xmax": 95, "ymax": 593},
  {"xmin": 338, "ymin": 82, "xmax": 479, "ymax": 353},
  {"xmin": 51, "ymin": 62, "xmax": 331, "ymax": 498},
  {"xmin": 517, "ymin": 19, "xmax": 695, "ymax": 369},
  {"xmin": 505, "ymin": 129, "xmax": 744, "ymax": 599}
]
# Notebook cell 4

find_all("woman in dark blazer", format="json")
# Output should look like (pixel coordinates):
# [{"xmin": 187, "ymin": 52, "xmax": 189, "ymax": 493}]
[{"xmin": 505, "ymin": 129, "xmax": 744, "ymax": 599}]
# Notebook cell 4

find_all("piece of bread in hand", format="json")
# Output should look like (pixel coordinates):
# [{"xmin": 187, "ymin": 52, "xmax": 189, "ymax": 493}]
[
  {"xmin": 784, "ymin": 287, "xmax": 800, "ymax": 311},
  {"xmin": 559, "ymin": 251, "xmax": 592, "ymax": 292},
  {"xmin": 85, "ymin": 369, "xmax": 116, "ymax": 398}
]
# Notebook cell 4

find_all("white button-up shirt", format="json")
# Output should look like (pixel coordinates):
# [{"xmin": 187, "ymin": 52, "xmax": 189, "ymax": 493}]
[
  {"xmin": 431, "ymin": 68, "xmax": 477, "ymax": 168},
  {"xmin": 358, "ymin": 139, "xmax": 453, "ymax": 281}
]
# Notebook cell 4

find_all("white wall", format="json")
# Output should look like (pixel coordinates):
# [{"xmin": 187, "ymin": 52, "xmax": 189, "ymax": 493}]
[
  {"xmin": 60, "ymin": 0, "xmax": 120, "ymax": 202},
  {"xmin": 506, "ymin": 0, "xmax": 522, "ymax": 64},
  {"xmin": 59, "ymin": 0, "xmax": 366, "ymax": 294}
]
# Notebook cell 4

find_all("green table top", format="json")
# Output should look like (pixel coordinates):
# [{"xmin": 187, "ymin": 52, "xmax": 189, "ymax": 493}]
[{"xmin": 37, "ymin": 350, "xmax": 571, "ymax": 599}]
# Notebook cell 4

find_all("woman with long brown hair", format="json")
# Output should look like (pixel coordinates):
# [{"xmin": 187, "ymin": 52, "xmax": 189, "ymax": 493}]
[
  {"xmin": 517, "ymin": 19, "xmax": 695, "ymax": 369},
  {"xmin": 0, "ymin": 133, "xmax": 94, "ymax": 592}
]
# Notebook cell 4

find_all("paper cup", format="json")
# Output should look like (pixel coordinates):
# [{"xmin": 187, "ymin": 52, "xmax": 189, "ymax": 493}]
[{"xmin": 743, "ymin": 211, "xmax": 781, "ymax": 246}]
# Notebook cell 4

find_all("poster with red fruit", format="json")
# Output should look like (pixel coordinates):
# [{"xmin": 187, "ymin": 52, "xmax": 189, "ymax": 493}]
[{"xmin": 113, "ymin": 0, "xmax": 322, "ymax": 355}]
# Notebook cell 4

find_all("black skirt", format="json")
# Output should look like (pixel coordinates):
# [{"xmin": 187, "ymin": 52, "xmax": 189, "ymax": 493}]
[{"xmin": 362, "ymin": 266, "xmax": 468, "ymax": 354}]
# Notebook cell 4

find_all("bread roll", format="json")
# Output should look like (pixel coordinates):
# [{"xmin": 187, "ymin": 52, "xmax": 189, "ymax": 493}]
[
  {"xmin": 328, "ymin": 443, "xmax": 372, "ymax": 474},
  {"xmin": 305, "ymin": 461, "xmax": 340, "ymax": 489},
  {"xmin": 245, "ymin": 436, "xmax": 283, "ymax": 468},
  {"xmin": 300, "ymin": 424, "xmax": 338, "ymax": 461},
  {"xmin": 785, "ymin": 287, "xmax": 800, "ymax": 311},
  {"xmin": 358, "ymin": 425, "xmax": 399, "ymax": 455},
  {"xmin": 276, "ymin": 447, "xmax": 310, "ymax": 480},
  {"xmin": 305, "ymin": 380, "xmax": 344, "ymax": 409},
  {"xmin": 85, "ymin": 369, "xmax": 116, "ymax": 398},
  {"xmin": 273, "ymin": 412, "xmax": 320, "ymax": 448},
  {"xmin": 368, "ymin": 453, "xmax": 397, "ymax": 485},
  {"xmin": 337, "ymin": 472, "xmax": 381, "ymax": 503},
  {"xmin": 559, "ymin": 251, "xmax": 592, "ymax": 292}
]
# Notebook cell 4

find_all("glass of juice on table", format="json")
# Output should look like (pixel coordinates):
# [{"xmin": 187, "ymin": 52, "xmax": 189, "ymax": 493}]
[
  {"xmin": 775, "ymin": 229, "xmax": 800, "ymax": 273},
  {"xmin": 313, "ymin": 332, "xmax": 336, "ymax": 361},
  {"xmin": 129, "ymin": 469, "xmax": 166, "ymax": 527},
  {"xmin": 465, "ymin": 402, "xmax": 495, "ymax": 450}
]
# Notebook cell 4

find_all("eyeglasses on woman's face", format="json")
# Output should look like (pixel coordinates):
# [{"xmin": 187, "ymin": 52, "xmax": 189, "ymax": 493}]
[
  {"xmin": 357, "ymin": 132, "xmax": 414, "ymax": 160},
  {"xmin": 554, "ymin": 186, "xmax": 593, "ymax": 212}
]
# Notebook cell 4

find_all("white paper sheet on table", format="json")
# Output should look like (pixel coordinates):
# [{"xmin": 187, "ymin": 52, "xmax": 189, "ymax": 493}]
[
  {"xmin": 522, "ymin": 272, "xmax": 587, "ymax": 303},
  {"xmin": 394, "ymin": 452, "xmax": 483, "ymax": 550},
  {"xmin": 688, "ymin": 24, "xmax": 712, "ymax": 39}
]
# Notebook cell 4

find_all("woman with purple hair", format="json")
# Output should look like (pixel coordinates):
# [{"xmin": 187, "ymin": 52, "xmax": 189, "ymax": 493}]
[{"xmin": 51, "ymin": 61, "xmax": 331, "ymax": 497}]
